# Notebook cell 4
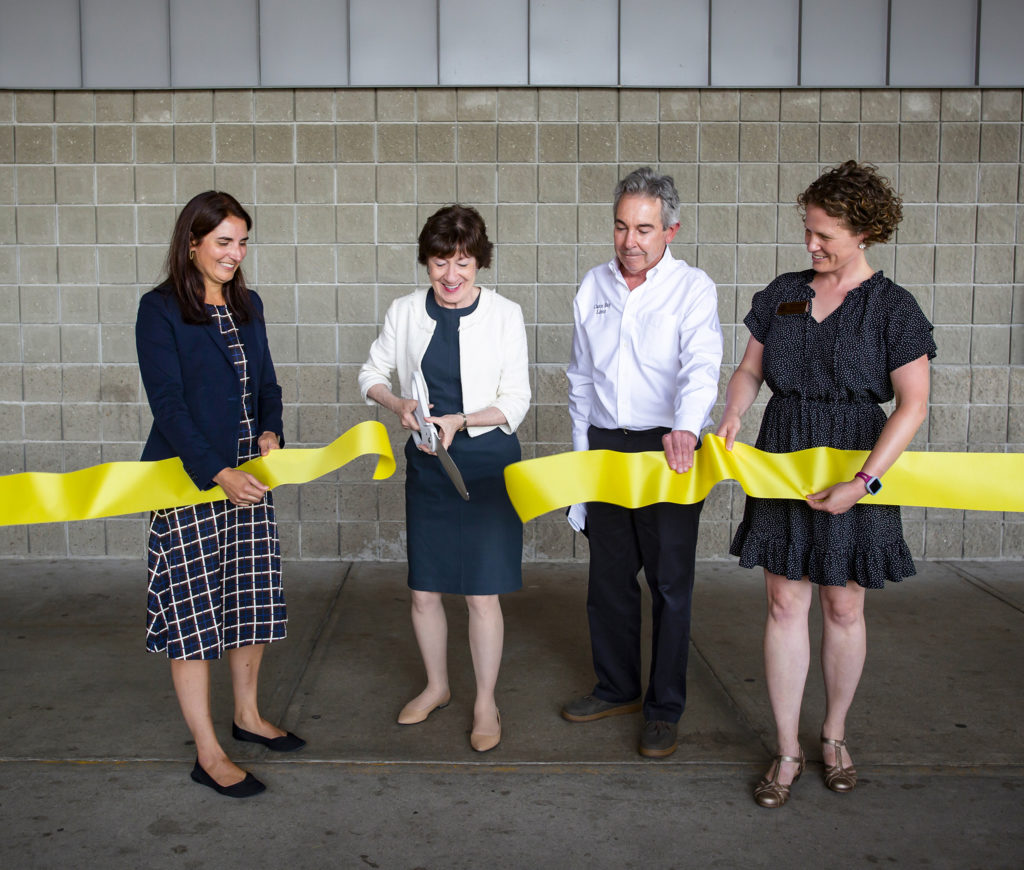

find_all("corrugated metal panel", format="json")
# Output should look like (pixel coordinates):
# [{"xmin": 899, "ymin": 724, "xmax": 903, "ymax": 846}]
[
  {"xmin": 889, "ymin": 0, "xmax": 977, "ymax": 86},
  {"xmin": 801, "ymin": 0, "xmax": 887, "ymax": 87},
  {"xmin": 0, "ymin": 0, "xmax": 82, "ymax": 88},
  {"xmin": 260, "ymin": 0, "xmax": 349, "ymax": 87},
  {"xmin": 350, "ymin": 0, "xmax": 437, "ymax": 86},
  {"xmin": 978, "ymin": 0, "xmax": 1024, "ymax": 87},
  {"xmin": 82, "ymin": 0, "xmax": 171, "ymax": 89},
  {"xmin": 530, "ymin": 0, "xmax": 618, "ymax": 86},
  {"xmin": 620, "ymin": 0, "xmax": 709, "ymax": 87},
  {"xmin": 439, "ymin": 0, "xmax": 528, "ymax": 85},
  {"xmin": 169, "ymin": 0, "xmax": 259, "ymax": 87},
  {"xmin": 710, "ymin": 0, "xmax": 799, "ymax": 87}
]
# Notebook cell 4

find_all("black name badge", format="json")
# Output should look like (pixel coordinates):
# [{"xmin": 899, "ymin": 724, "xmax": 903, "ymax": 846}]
[{"xmin": 776, "ymin": 300, "xmax": 810, "ymax": 316}]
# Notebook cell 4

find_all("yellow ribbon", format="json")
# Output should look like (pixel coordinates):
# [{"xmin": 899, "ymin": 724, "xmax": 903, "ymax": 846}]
[
  {"xmin": 0, "ymin": 420, "xmax": 396, "ymax": 527},
  {"xmin": 504, "ymin": 433, "xmax": 1024, "ymax": 523}
]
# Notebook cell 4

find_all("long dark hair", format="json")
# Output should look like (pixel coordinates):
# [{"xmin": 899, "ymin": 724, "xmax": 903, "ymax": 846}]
[{"xmin": 164, "ymin": 190, "xmax": 254, "ymax": 324}]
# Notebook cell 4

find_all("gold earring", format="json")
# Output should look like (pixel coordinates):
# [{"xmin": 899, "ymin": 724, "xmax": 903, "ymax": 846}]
[{"xmin": 189, "ymin": 250, "xmax": 195, "ymax": 260}]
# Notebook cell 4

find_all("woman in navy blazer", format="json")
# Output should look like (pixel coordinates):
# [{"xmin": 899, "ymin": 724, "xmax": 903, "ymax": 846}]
[{"xmin": 136, "ymin": 191, "xmax": 303, "ymax": 799}]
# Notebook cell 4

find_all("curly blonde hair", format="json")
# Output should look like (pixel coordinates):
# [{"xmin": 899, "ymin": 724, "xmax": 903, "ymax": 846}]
[{"xmin": 797, "ymin": 161, "xmax": 903, "ymax": 246}]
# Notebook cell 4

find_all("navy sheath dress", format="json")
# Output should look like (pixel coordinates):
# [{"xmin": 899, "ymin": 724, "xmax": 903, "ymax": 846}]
[
  {"xmin": 729, "ymin": 270, "xmax": 936, "ymax": 589},
  {"xmin": 404, "ymin": 292, "xmax": 523, "ymax": 595}
]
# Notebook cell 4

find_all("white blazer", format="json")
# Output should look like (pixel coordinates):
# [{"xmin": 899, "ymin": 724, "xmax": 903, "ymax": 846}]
[{"xmin": 358, "ymin": 287, "xmax": 531, "ymax": 436}]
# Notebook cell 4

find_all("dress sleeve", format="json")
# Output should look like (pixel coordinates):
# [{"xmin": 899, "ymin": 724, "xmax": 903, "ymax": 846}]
[
  {"xmin": 886, "ymin": 289, "xmax": 937, "ymax": 372},
  {"xmin": 743, "ymin": 276, "xmax": 782, "ymax": 344}
]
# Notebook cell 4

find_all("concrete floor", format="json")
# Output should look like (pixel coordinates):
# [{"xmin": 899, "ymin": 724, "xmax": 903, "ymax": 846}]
[{"xmin": 0, "ymin": 558, "xmax": 1022, "ymax": 869}]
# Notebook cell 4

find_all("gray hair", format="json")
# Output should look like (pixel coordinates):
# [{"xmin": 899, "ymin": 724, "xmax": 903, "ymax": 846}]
[{"xmin": 613, "ymin": 167, "xmax": 681, "ymax": 228}]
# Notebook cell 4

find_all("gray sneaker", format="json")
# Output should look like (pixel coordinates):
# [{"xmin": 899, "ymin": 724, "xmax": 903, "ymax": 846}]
[
  {"xmin": 561, "ymin": 694, "xmax": 642, "ymax": 723},
  {"xmin": 639, "ymin": 719, "xmax": 678, "ymax": 757}
]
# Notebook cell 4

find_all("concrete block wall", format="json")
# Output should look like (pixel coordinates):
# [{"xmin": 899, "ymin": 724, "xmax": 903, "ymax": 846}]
[{"xmin": 1, "ymin": 86, "xmax": 1022, "ymax": 561}]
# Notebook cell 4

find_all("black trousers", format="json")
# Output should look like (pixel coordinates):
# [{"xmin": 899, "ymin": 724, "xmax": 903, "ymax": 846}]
[{"xmin": 585, "ymin": 426, "xmax": 704, "ymax": 723}]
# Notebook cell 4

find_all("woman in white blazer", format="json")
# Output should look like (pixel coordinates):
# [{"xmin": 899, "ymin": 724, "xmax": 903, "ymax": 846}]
[{"xmin": 359, "ymin": 205, "xmax": 530, "ymax": 753}]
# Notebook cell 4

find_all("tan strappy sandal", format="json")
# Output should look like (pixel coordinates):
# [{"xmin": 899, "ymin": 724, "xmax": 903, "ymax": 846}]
[
  {"xmin": 753, "ymin": 749, "xmax": 805, "ymax": 808},
  {"xmin": 822, "ymin": 734, "xmax": 858, "ymax": 792}
]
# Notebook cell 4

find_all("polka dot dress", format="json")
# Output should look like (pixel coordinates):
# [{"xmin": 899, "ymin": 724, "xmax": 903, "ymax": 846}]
[{"xmin": 730, "ymin": 270, "xmax": 937, "ymax": 589}]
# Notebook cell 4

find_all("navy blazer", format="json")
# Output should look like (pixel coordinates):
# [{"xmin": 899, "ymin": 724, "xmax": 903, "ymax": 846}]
[{"xmin": 136, "ymin": 284, "xmax": 284, "ymax": 490}]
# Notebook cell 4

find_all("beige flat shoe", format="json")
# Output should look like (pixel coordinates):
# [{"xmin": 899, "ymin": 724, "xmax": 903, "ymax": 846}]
[
  {"xmin": 397, "ymin": 691, "xmax": 451, "ymax": 725},
  {"xmin": 753, "ymin": 750, "xmax": 805, "ymax": 808},
  {"xmin": 470, "ymin": 710, "xmax": 501, "ymax": 753},
  {"xmin": 822, "ymin": 734, "xmax": 858, "ymax": 792}
]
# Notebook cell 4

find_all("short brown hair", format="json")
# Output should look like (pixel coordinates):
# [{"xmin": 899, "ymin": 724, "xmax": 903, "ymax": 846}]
[
  {"xmin": 797, "ymin": 160, "xmax": 903, "ymax": 247},
  {"xmin": 417, "ymin": 204, "xmax": 493, "ymax": 269}
]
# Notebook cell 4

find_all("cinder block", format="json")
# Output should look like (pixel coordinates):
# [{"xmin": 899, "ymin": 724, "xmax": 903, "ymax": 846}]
[
  {"xmin": 294, "ymin": 90, "xmax": 333, "ymax": 121},
  {"xmin": 253, "ymin": 90, "xmax": 293, "ymax": 122},
  {"xmin": 337, "ymin": 245, "xmax": 376, "ymax": 284},
  {"xmin": 619, "ymin": 89, "xmax": 658, "ymax": 122},
  {"xmin": 54, "ymin": 92, "xmax": 93, "ymax": 123},
  {"xmin": 974, "ymin": 246, "xmax": 1014, "ymax": 284},
  {"xmin": 739, "ymin": 90, "xmax": 779, "ymax": 121},
  {"xmin": 698, "ymin": 164, "xmax": 738, "ymax": 204},
  {"xmin": 700, "ymin": 90, "xmax": 739, "ymax": 121},
  {"xmin": 458, "ymin": 89, "xmax": 497, "ymax": 121},
  {"xmin": 22, "ymin": 364, "xmax": 60, "ymax": 400},
  {"xmin": 214, "ymin": 91, "xmax": 254, "ymax": 122},
  {"xmin": 973, "ymin": 284, "xmax": 1012, "ymax": 323},
  {"xmin": 940, "ymin": 89, "xmax": 980, "ymax": 121},
  {"xmin": 418, "ymin": 89, "xmax": 457, "ymax": 121},
  {"xmin": 61, "ymin": 286, "xmax": 99, "ymax": 322},
  {"xmin": 738, "ymin": 164, "xmax": 778, "ymax": 203},
  {"xmin": 334, "ymin": 90, "xmax": 374, "ymax": 122},
  {"xmin": 377, "ymin": 90, "xmax": 415, "ymax": 122},
  {"xmin": 861, "ymin": 124, "xmax": 899, "ymax": 163},
  {"xmin": 133, "ymin": 166, "xmax": 173, "ymax": 204},
  {"xmin": 659, "ymin": 90, "xmax": 699, "ymax": 121},
  {"xmin": 296, "ymin": 246, "xmax": 336, "ymax": 284},
  {"xmin": 498, "ymin": 164, "xmax": 537, "ymax": 203},
  {"xmin": 456, "ymin": 164, "xmax": 496, "ymax": 202},
  {"xmin": 699, "ymin": 123, "xmax": 738, "ymax": 162},
  {"xmin": 978, "ymin": 164, "xmax": 1017, "ymax": 203},
  {"xmin": 376, "ymin": 164, "xmax": 415, "ymax": 203},
  {"xmin": 538, "ymin": 90, "xmax": 576, "ymax": 122},
  {"xmin": 934, "ymin": 245, "xmax": 974, "ymax": 282},
  {"xmin": 618, "ymin": 123, "xmax": 658, "ymax": 163},
  {"xmin": 779, "ymin": 123, "xmax": 817, "ymax": 162},
  {"xmin": 578, "ymin": 89, "xmax": 617, "ymax": 121},
  {"xmin": 56, "ymin": 125, "xmax": 93, "ymax": 163},
  {"xmin": 981, "ymin": 89, "xmax": 1022, "ymax": 121},
  {"xmin": 935, "ymin": 205, "xmax": 976, "ymax": 243},
  {"xmin": 696, "ymin": 245, "xmax": 735, "ymax": 284},
  {"xmin": 697, "ymin": 205, "xmax": 737, "ymax": 244},
  {"xmin": 939, "ymin": 122, "xmax": 980, "ymax": 162},
  {"xmin": 962, "ymin": 518, "xmax": 1001, "ymax": 558},
  {"xmin": 537, "ymin": 244, "xmax": 576, "ymax": 284},
  {"xmin": 417, "ymin": 123, "xmax": 456, "ymax": 162},
  {"xmin": 173, "ymin": 125, "xmax": 212, "ymax": 163},
  {"xmin": 537, "ymin": 204, "xmax": 576, "ymax": 244},
  {"xmin": 15, "ymin": 125, "xmax": 54, "ymax": 163},
  {"xmin": 416, "ymin": 164, "xmax": 456, "ymax": 203},
  {"xmin": 969, "ymin": 365, "xmax": 1008, "ymax": 403},
  {"xmin": 98, "ymin": 364, "xmax": 136, "ymax": 402},
  {"xmin": 578, "ymin": 163, "xmax": 615, "ymax": 203},
  {"xmin": 901, "ymin": 90, "xmax": 940, "ymax": 122},
  {"xmin": 18, "ymin": 166, "xmax": 56, "ymax": 204},
  {"xmin": 95, "ymin": 205, "xmax": 133, "ymax": 244},
  {"xmin": 97, "ymin": 246, "xmax": 136, "ymax": 284},
  {"xmin": 898, "ymin": 163, "xmax": 938, "ymax": 202},
  {"xmin": 173, "ymin": 91, "xmax": 213, "ymax": 122},
  {"xmin": 931, "ymin": 324, "xmax": 971, "ymax": 363},
  {"xmin": 0, "ymin": 324, "xmax": 23, "ymax": 361},
  {"xmin": 967, "ymin": 405, "xmax": 1007, "ymax": 442},
  {"xmin": 861, "ymin": 90, "xmax": 900, "ymax": 122},
  {"xmin": 15, "ymin": 92, "xmax": 53, "ymax": 123},
  {"xmin": 295, "ymin": 204, "xmax": 335, "ymax": 244},
  {"xmin": 739, "ymin": 123, "xmax": 777, "ymax": 162},
  {"xmin": 975, "ymin": 205, "xmax": 1015, "ymax": 244},
  {"xmin": 932, "ymin": 284, "xmax": 972, "ymax": 323},
  {"xmin": 970, "ymin": 324, "xmax": 1010, "ymax": 365},
  {"xmin": 255, "ymin": 165, "xmax": 296, "ymax": 203},
  {"xmin": 538, "ymin": 124, "xmax": 577, "ymax": 163},
  {"xmin": 937, "ymin": 163, "xmax": 977, "ymax": 202},
  {"xmin": 378, "ymin": 123, "xmax": 415, "ymax": 162},
  {"xmin": 293, "ymin": 124, "xmax": 333, "ymax": 163},
  {"xmin": 28, "ymin": 524, "xmax": 67, "ymax": 557},
  {"xmin": 95, "ymin": 93, "xmax": 132, "ymax": 123},
  {"xmin": 215, "ymin": 124, "xmax": 254, "ymax": 163},
  {"xmin": 496, "ymin": 203, "xmax": 536, "ymax": 244},
  {"xmin": 900, "ymin": 122, "xmax": 939, "ymax": 162},
  {"xmin": 737, "ymin": 205, "xmax": 776, "ymax": 243},
  {"xmin": 297, "ymin": 165, "xmax": 337, "ymax": 203},
  {"xmin": 893, "ymin": 245, "xmax": 933, "ymax": 284}
]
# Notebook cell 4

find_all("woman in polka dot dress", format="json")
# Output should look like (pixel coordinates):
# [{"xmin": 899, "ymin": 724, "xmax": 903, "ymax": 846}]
[{"xmin": 716, "ymin": 162, "xmax": 936, "ymax": 808}]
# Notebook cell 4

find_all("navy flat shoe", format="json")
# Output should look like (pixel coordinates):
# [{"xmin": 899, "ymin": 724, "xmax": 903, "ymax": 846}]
[
  {"xmin": 190, "ymin": 759, "xmax": 265, "ymax": 798},
  {"xmin": 232, "ymin": 722, "xmax": 306, "ymax": 752}
]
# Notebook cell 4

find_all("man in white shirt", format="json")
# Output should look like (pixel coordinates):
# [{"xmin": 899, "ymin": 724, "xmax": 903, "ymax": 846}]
[{"xmin": 563, "ymin": 167, "xmax": 723, "ymax": 758}]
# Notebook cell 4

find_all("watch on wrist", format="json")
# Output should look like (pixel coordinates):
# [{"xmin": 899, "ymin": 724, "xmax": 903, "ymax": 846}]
[
  {"xmin": 854, "ymin": 471, "xmax": 882, "ymax": 495},
  {"xmin": 458, "ymin": 412, "xmax": 468, "ymax": 432}
]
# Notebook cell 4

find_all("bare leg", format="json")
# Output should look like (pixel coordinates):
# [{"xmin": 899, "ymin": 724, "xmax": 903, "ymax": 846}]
[
  {"xmin": 763, "ymin": 570, "xmax": 814, "ymax": 785},
  {"xmin": 228, "ymin": 643, "xmax": 285, "ymax": 739},
  {"xmin": 404, "ymin": 590, "xmax": 450, "ymax": 709},
  {"xmin": 466, "ymin": 594, "xmax": 503, "ymax": 735},
  {"xmin": 170, "ymin": 659, "xmax": 245, "ymax": 787},
  {"xmin": 819, "ymin": 582, "xmax": 867, "ymax": 768}
]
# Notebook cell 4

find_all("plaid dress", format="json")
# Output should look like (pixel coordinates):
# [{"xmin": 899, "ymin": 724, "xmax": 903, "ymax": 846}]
[{"xmin": 145, "ymin": 304, "xmax": 286, "ymax": 660}]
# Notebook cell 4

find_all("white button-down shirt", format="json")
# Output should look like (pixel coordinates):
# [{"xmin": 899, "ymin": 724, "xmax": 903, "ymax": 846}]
[{"xmin": 567, "ymin": 247, "xmax": 723, "ymax": 453}]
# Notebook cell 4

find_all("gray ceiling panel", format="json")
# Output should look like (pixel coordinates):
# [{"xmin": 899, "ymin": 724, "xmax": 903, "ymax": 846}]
[
  {"xmin": 350, "ymin": 0, "xmax": 437, "ymax": 86},
  {"xmin": 82, "ymin": 0, "xmax": 171, "ymax": 89},
  {"xmin": 710, "ymin": 0, "xmax": 799, "ymax": 87},
  {"xmin": 169, "ymin": 0, "xmax": 259, "ymax": 88},
  {"xmin": 620, "ymin": 0, "xmax": 709, "ymax": 87},
  {"xmin": 889, "ymin": 0, "xmax": 977, "ymax": 86},
  {"xmin": 801, "ymin": 0, "xmax": 887, "ymax": 87},
  {"xmin": 530, "ymin": 0, "xmax": 618, "ymax": 86},
  {"xmin": 0, "ymin": 0, "xmax": 82, "ymax": 88},
  {"xmin": 260, "ymin": 0, "xmax": 348, "ymax": 87},
  {"xmin": 439, "ymin": 0, "xmax": 528, "ymax": 85}
]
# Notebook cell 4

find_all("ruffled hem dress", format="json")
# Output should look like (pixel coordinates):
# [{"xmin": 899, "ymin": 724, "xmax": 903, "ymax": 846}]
[
  {"xmin": 145, "ymin": 304, "xmax": 286, "ymax": 659},
  {"xmin": 729, "ymin": 271, "xmax": 936, "ymax": 589},
  {"xmin": 404, "ymin": 291, "xmax": 523, "ymax": 595}
]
